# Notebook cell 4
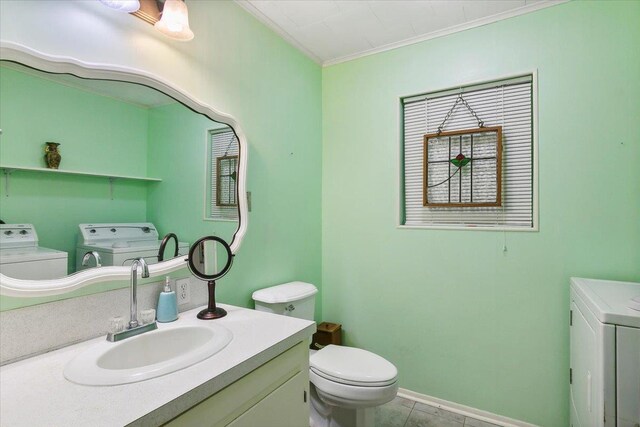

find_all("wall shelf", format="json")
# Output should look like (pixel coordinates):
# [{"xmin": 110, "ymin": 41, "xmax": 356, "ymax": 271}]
[
  {"xmin": 0, "ymin": 164, "xmax": 161, "ymax": 199},
  {"xmin": 0, "ymin": 165, "xmax": 161, "ymax": 181}
]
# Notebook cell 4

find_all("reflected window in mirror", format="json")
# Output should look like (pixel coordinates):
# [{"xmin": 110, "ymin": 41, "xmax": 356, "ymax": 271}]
[
  {"xmin": 207, "ymin": 128, "xmax": 239, "ymax": 221},
  {"xmin": 216, "ymin": 155, "xmax": 238, "ymax": 207}
]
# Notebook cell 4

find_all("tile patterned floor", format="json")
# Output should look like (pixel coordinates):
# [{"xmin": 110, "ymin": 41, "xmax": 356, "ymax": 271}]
[{"xmin": 375, "ymin": 396, "xmax": 503, "ymax": 427}]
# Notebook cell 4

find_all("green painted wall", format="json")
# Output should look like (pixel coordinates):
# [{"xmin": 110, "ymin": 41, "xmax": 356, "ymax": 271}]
[
  {"xmin": 136, "ymin": 0, "xmax": 324, "ymax": 314},
  {"xmin": 0, "ymin": 66, "xmax": 149, "ymax": 272},
  {"xmin": 321, "ymin": 1, "xmax": 640, "ymax": 426},
  {"xmin": 0, "ymin": 1, "xmax": 323, "ymax": 317},
  {"xmin": 181, "ymin": 2, "xmax": 324, "ymax": 314},
  {"xmin": 146, "ymin": 103, "xmax": 235, "ymax": 245}
]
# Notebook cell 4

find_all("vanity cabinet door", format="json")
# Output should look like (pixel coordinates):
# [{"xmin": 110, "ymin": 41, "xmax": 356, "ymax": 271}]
[
  {"xmin": 227, "ymin": 371, "xmax": 308, "ymax": 427},
  {"xmin": 165, "ymin": 341, "xmax": 309, "ymax": 427}
]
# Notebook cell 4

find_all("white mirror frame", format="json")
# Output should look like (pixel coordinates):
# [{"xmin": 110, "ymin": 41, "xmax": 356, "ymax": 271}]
[{"xmin": 0, "ymin": 42, "xmax": 248, "ymax": 298}]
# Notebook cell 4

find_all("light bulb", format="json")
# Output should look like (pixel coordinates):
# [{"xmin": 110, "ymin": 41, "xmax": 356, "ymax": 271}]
[{"xmin": 154, "ymin": 0, "xmax": 194, "ymax": 41}]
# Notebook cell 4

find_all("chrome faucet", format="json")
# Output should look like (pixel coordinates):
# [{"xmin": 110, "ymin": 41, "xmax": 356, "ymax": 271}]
[
  {"xmin": 129, "ymin": 257, "xmax": 149, "ymax": 329},
  {"xmin": 81, "ymin": 251, "xmax": 102, "ymax": 268},
  {"xmin": 106, "ymin": 257, "xmax": 157, "ymax": 342}
]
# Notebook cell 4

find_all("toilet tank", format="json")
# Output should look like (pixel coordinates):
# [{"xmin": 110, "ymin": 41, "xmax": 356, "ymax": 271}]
[{"xmin": 252, "ymin": 282, "xmax": 318, "ymax": 320}]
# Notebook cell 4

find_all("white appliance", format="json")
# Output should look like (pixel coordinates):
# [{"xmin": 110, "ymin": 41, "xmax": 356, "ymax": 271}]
[
  {"xmin": 0, "ymin": 224, "xmax": 68, "ymax": 280},
  {"xmin": 75, "ymin": 223, "xmax": 189, "ymax": 271},
  {"xmin": 570, "ymin": 277, "xmax": 640, "ymax": 427},
  {"xmin": 253, "ymin": 282, "xmax": 398, "ymax": 427}
]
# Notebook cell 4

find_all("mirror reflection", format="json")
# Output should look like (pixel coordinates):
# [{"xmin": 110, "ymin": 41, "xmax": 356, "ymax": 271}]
[
  {"xmin": 0, "ymin": 62, "xmax": 241, "ymax": 280},
  {"xmin": 189, "ymin": 237, "xmax": 233, "ymax": 279},
  {"xmin": 75, "ymin": 223, "xmax": 189, "ymax": 271}
]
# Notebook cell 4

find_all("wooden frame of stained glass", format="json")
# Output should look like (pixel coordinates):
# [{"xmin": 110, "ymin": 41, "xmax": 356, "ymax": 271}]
[
  {"xmin": 216, "ymin": 155, "xmax": 239, "ymax": 207},
  {"xmin": 423, "ymin": 126, "xmax": 502, "ymax": 207}
]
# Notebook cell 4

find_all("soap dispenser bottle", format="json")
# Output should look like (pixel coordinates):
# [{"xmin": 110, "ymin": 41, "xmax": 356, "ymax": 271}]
[{"xmin": 157, "ymin": 277, "xmax": 178, "ymax": 322}]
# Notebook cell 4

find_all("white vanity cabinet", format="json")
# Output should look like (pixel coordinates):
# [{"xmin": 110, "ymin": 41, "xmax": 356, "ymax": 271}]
[
  {"xmin": 570, "ymin": 278, "xmax": 640, "ymax": 427},
  {"xmin": 165, "ymin": 341, "xmax": 310, "ymax": 427},
  {"xmin": 0, "ymin": 304, "xmax": 316, "ymax": 427}
]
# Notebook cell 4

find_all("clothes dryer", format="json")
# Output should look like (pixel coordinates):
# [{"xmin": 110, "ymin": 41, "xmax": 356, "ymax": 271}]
[
  {"xmin": 0, "ymin": 224, "xmax": 68, "ymax": 280},
  {"xmin": 76, "ymin": 223, "xmax": 188, "ymax": 271},
  {"xmin": 570, "ymin": 277, "xmax": 640, "ymax": 427}
]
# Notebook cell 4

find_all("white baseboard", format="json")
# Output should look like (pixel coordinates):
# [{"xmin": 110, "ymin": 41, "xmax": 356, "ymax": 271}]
[{"xmin": 397, "ymin": 388, "xmax": 540, "ymax": 427}]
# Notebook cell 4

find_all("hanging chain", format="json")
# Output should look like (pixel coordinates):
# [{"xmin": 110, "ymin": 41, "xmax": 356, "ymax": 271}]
[
  {"xmin": 223, "ymin": 132, "xmax": 236, "ymax": 156},
  {"xmin": 436, "ymin": 94, "xmax": 485, "ymax": 135}
]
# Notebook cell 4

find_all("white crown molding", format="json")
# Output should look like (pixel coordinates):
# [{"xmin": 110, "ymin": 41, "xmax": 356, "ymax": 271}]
[
  {"xmin": 0, "ymin": 41, "xmax": 249, "ymax": 297},
  {"xmin": 236, "ymin": 0, "xmax": 568, "ymax": 68},
  {"xmin": 324, "ymin": 0, "xmax": 569, "ymax": 66},
  {"xmin": 234, "ymin": 0, "xmax": 323, "ymax": 65}
]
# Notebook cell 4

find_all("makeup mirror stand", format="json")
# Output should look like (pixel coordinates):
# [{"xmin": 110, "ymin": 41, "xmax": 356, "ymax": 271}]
[
  {"xmin": 198, "ymin": 280, "xmax": 227, "ymax": 319},
  {"xmin": 187, "ymin": 235, "xmax": 234, "ymax": 320}
]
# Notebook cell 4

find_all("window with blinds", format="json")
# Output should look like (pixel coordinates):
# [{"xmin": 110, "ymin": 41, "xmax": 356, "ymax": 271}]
[
  {"xmin": 208, "ymin": 128, "xmax": 239, "ymax": 221},
  {"xmin": 401, "ymin": 74, "xmax": 536, "ymax": 230}
]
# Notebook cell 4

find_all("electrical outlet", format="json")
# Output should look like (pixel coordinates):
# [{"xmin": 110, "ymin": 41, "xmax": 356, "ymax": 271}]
[{"xmin": 176, "ymin": 278, "xmax": 190, "ymax": 305}]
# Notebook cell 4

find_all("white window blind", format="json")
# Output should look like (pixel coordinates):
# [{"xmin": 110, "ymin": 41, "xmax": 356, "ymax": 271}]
[
  {"xmin": 402, "ymin": 75, "xmax": 535, "ymax": 229},
  {"xmin": 209, "ymin": 128, "xmax": 239, "ymax": 221}
]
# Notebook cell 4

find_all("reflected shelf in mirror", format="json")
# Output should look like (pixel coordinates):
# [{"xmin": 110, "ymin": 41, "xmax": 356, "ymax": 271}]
[
  {"xmin": 0, "ymin": 164, "xmax": 162, "ymax": 182},
  {"xmin": 0, "ymin": 165, "xmax": 162, "ymax": 199}
]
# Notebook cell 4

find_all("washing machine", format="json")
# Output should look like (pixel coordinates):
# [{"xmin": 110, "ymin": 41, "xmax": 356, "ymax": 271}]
[
  {"xmin": 0, "ymin": 224, "xmax": 68, "ymax": 280},
  {"xmin": 75, "ymin": 223, "xmax": 189, "ymax": 271},
  {"xmin": 570, "ymin": 277, "xmax": 640, "ymax": 427}
]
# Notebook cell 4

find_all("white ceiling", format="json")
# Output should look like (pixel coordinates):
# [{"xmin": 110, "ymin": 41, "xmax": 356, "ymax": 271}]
[{"xmin": 236, "ymin": 0, "xmax": 566, "ymax": 66}]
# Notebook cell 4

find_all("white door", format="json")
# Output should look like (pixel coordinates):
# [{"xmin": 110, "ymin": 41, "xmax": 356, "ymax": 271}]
[
  {"xmin": 571, "ymin": 300, "xmax": 599, "ymax": 427},
  {"xmin": 570, "ymin": 296, "xmax": 616, "ymax": 427}
]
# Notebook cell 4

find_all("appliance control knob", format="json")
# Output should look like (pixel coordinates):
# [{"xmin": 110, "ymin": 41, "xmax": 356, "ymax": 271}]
[
  {"xmin": 19, "ymin": 230, "xmax": 28, "ymax": 235},
  {"xmin": 110, "ymin": 228, "xmax": 116, "ymax": 233},
  {"xmin": 142, "ymin": 227, "xmax": 151, "ymax": 233},
  {"xmin": 4, "ymin": 230, "xmax": 13, "ymax": 235},
  {"xmin": 90, "ymin": 229, "xmax": 96, "ymax": 234}
]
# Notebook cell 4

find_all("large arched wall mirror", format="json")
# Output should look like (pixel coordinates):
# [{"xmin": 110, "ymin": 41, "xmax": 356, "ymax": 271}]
[{"xmin": 0, "ymin": 42, "xmax": 248, "ymax": 298}]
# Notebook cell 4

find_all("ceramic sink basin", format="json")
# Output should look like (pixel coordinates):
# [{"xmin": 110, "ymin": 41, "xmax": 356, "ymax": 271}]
[{"xmin": 64, "ymin": 323, "xmax": 233, "ymax": 386}]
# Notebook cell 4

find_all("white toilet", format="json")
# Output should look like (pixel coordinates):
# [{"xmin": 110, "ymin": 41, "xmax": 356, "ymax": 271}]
[{"xmin": 252, "ymin": 282, "xmax": 398, "ymax": 427}]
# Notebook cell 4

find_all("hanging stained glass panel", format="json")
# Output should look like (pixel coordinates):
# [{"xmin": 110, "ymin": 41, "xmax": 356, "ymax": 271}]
[
  {"xmin": 216, "ymin": 155, "xmax": 238, "ymax": 207},
  {"xmin": 423, "ymin": 126, "xmax": 502, "ymax": 207}
]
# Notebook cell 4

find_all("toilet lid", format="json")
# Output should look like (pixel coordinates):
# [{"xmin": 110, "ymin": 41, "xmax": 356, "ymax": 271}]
[{"xmin": 310, "ymin": 345, "xmax": 398, "ymax": 387}]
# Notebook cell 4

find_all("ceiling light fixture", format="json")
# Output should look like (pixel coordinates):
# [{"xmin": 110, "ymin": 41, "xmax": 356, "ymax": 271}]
[
  {"xmin": 98, "ymin": 0, "xmax": 141, "ymax": 13},
  {"xmin": 154, "ymin": 0, "xmax": 194, "ymax": 41}
]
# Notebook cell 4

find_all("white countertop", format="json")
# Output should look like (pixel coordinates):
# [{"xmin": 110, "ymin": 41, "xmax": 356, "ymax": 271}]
[
  {"xmin": 0, "ymin": 304, "xmax": 315, "ymax": 426},
  {"xmin": 571, "ymin": 277, "xmax": 640, "ymax": 328}
]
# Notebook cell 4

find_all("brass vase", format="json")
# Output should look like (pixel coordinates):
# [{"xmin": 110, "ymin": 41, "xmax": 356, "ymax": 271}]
[{"xmin": 44, "ymin": 142, "xmax": 61, "ymax": 169}]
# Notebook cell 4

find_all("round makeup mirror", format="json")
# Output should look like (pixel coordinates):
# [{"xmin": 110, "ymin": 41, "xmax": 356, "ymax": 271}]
[{"xmin": 187, "ymin": 236, "xmax": 234, "ymax": 320}]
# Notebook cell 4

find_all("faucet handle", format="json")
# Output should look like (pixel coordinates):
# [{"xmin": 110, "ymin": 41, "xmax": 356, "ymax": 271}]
[
  {"xmin": 140, "ymin": 309, "xmax": 156, "ymax": 325},
  {"xmin": 108, "ymin": 316, "xmax": 125, "ymax": 334}
]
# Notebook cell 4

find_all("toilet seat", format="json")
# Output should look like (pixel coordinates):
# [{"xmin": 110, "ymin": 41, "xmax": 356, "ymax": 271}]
[
  {"xmin": 310, "ymin": 367, "xmax": 397, "ymax": 387},
  {"xmin": 310, "ymin": 345, "xmax": 398, "ymax": 387},
  {"xmin": 309, "ymin": 369, "xmax": 398, "ymax": 409}
]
